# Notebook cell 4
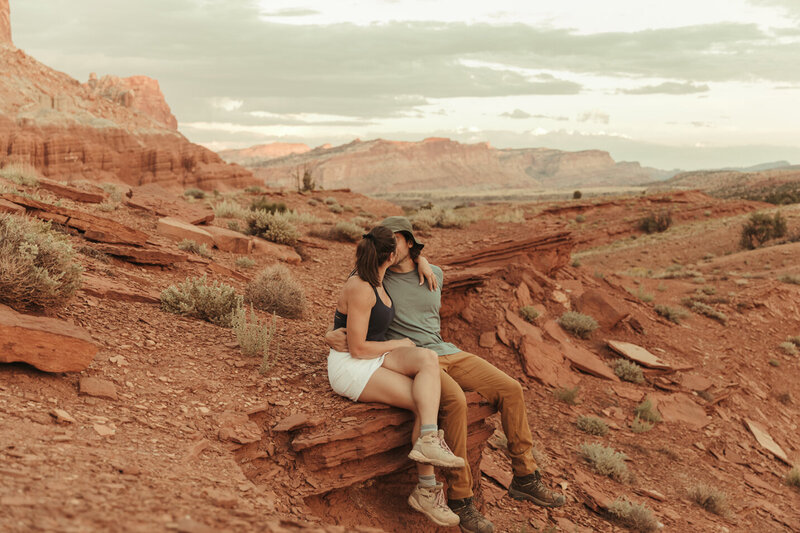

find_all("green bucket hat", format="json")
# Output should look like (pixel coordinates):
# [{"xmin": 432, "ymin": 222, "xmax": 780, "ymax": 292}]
[{"xmin": 379, "ymin": 216, "xmax": 424, "ymax": 254}]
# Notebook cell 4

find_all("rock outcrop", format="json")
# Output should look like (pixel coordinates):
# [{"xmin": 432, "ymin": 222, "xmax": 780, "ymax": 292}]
[
  {"xmin": 219, "ymin": 142, "xmax": 313, "ymax": 166},
  {"xmin": 84, "ymin": 74, "xmax": 179, "ymax": 130},
  {"xmin": 1, "ymin": 0, "xmax": 11, "ymax": 47},
  {"xmin": 223, "ymin": 137, "xmax": 668, "ymax": 193}
]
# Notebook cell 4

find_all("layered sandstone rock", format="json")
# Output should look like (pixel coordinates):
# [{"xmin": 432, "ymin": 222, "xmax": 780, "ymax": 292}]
[
  {"xmin": 219, "ymin": 142, "xmax": 313, "ymax": 166},
  {"xmin": 84, "ymin": 74, "xmax": 178, "ymax": 130},
  {"xmin": 0, "ymin": 0, "xmax": 11, "ymax": 47}
]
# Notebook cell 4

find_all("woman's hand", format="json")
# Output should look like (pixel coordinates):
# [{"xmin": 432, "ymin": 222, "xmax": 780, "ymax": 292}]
[
  {"xmin": 416, "ymin": 255, "xmax": 438, "ymax": 292},
  {"xmin": 325, "ymin": 328, "xmax": 349, "ymax": 352}
]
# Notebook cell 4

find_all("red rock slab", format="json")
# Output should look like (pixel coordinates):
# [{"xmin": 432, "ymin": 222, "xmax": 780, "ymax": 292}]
[
  {"xmin": 607, "ymin": 340, "xmax": 672, "ymax": 370},
  {"xmin": 37, "ymin": 177, "xmax": 107, "ymax": 203},
  {"xmin": 478, "ymin": 331, "xmax": 496, "ymax": 349},
  {"xmin": 92, "ymin": 243, "xmax": 188, "ymax": 265},
  {"xmin": 679, "ymin": 373, "xmax": 713, "ymax": 391},
  {"xmin": 575, "ymin": 289, "xmax": 630, "ymax": 329},
  {"xmin": 205, "ymin": 225, "xmax": 253, "ymax": 254},
  {"xmin": 80, "ymin": 274, "xmax": 160, "ymax": 304},
  {"xmin": 744, "ymin": 419, "xmax": 790, "ymax": 464},
  {"xmin": 157, "ymin": 217, "xmax": 215, "ymax": 247},
  {"xmin": 652, "ymin": 393, "xmax": 710, "ymax": 428},
  {"xmin": 516, "ymin": 282, "xmax": 534, "ymax": 307},
  {"xmin": 0, "ymin": 193, "xmax": 148, "ymax": 245},
  {"xmin": 542, "ymin": 319, "xmax": 570, "ymax": 344},
  {"xmin": 560, "ymin": 342, "xmax": 620, "ymax": 382},
  {"xmin": 206, "ymin": 262, "xmax": 250, "ymax": 282},
  {"xmin": 79, "ymin": 377, "xmax": 118, "ymax": 400},
  {"xmin": 506, "ymin": 307, "xmax": 542, "ymax": 341},
  {"xmin": 480, "ymin": 448, "xmax": 512, "ymax": 488},
  {"xmin": 273, "ymin": 413, "xmax": 325, "ymax": 432},
  {"xmin": 251, "ymin": 238, "xmax": 302, "ymax": 265},
  {"xmin": 217, "ymin": 411, "xmax": 262, "ymax": 445},
  {"xmin": 519, "ymin": 334, "xmax": 579, "ymax": 388},
  {"xmin": 0, "ymin": 304, "xmax": 97, "ymax": 372},
  {"xmin": 439, "ymin": 231, "xmax": 574, "ymax": 274},
  {"xmin": 0, "ymin": 198, "xmax": 25, "ymax": 214}
]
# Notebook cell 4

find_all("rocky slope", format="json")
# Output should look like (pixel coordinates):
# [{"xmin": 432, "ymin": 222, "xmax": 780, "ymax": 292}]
[
  {"xmin": 1, "ymin": 0, "xmax": 10, "ymax": 47},
  {"xmin": 219, "ymin": 142, "xmax": 316, "ymax": 166},
  {"xmin": 221, "ymin": 137, "xmax": 670, "ymax": 193}
]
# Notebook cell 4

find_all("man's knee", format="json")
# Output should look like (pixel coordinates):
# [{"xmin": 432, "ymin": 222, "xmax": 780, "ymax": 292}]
[{"xmin": 440, "ymin": 387, "xmax": 468, "ymax": 417}]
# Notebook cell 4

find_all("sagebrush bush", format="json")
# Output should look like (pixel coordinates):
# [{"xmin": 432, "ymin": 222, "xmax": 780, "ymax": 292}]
[
  {"xmin": 227, "ymin": 220, "xmax": 241, "ymax": 232},
  {"xmin": 249, "ymin": 197, "xmax": 287, "ymax": 214},
  {"xmin": 494, "ymin": 208, "xmax": 525, "ymax": 223},
  {"xmin": 0, "ymin": 163, "xmax": 40, "ymax": 186},
  {"xmin": 235, "ymin": 257, "xmax": 256, "ymax": 269},
  {"xmin": 740, "ymin": 211, "xmax": 787, "ymax": 249},
  {"xmin": 779, "ymin": 341, "xmax": 798, "ymax": 356},
  {"xmin": 786, "ymin": 466, "xmax": 800, "ymax": 489},
  {"xmin": 779, "ymin": 274, "xmax": 800, "ymax": 285},
  {"xmin": 608, "ymin": 497, "xmax": 658, "ymax": 533},
  {"xmin": 519, "ymin": 306, "xmax": 540, "ymax": 323},
  {"xmin": 328, "ymin": 221, "xmax": 363, "ymax": 242},
  {"xmin": 688, "ymin": 484, "xmax": 728, "ymax": 516},
  {"xmin": 245, "ymin": 265, "xmax": 306, "ymax": 318},
  {"xmin": 625, "ymin": 286, "xmax": 654, "ymax": 303},
  {"xmin": 232, "ymin": 305, "xmax": 278, "ymax": 374},
  {"xmin": 554, "ymin": 386, "xmax": 580, "ymax": 405},
  {"xmin": 787, "ymin": 335, "xmax": 800, "ymax": 347},
  {"xmin": 411, "ymin": 206, "xmax": 472, "ymax": 230},
  {"xmin": 579, "ymin": 442, "xmax": 631, "ymax": 483},
  {"xmin": 323, "ymin": 197, "xmax": 338, "ymax": 206},
  {"xmin": 639, "ymin": 211, "xmax": 672, "ymax": 233},
  {"xmin": 178, "ymin": 239, "xmax": 212, "ymax": 258},
  {"xmin": 558, "ymin": 311, "xmax": 599, "ymax": 339},
  {"xmin": 573, "ymin": 190, "xmax": 582, "ymax": 199},
  {"xmin": 160, "ymin": 275, "xmax": 242, "ymax": 327},
  {"xmin": 0, "ymin": 214, "xmax": 83, "ymax": 312},
  {"xmin": 328, "ymin": 203, "xmax": 344, "ymax": 214},
  {"xmin": 244, "ymin": 186, "xmax": 263, "ymax": 194},
  {"xmin": 183, "ymin": 188, "xmax": 206, "ymax": 199},
  {"xmin": 213, "ymin": 199, "xmax": 249, "ymax": 219},
  {"xmin": 634, "ymin": 398, "xmax": 661, "ymax": 423},
  {"xmin": 614, "ymin": 359, "xmax": 644, "ymax": 384},
  {"xmin": 246, "ymin": 210, "xmax": 300, "ymax": 245},
  {"xmin": 576, "ymin": 415, "xmax": 609, "ymax": 436},
  {"xmin": 654, "ymin": 304, "xmax": 689, "ymax": 324},
  {"xmin": 631, "ymin": 415, "xmax": 654, "ymax": 434},
  {"xmin": 686, "ymin": 300, "xmax": 728, "ymax": 324},
  {"xmin": 575, "ymin": 214, "xmax": 586, "ymax": 223}
]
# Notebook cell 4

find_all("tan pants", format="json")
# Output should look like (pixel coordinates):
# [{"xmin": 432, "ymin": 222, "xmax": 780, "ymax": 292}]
[{"xmin": 437, "ymin": 351, "xmax": 538, "ymax": 499}]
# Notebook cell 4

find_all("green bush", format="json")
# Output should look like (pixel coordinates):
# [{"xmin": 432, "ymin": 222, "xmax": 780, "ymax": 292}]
[
  {"xmin": 178, "ymin": 239, "xmax": 212, "ymax": 258},
  {"xmin": 244, "ymin": 186, "xmax": 263, "ymax": 194},
  {"xmin": 183, "ymin": 188, "xmax": 206, "ymax": 199},
  {"xmin": 0, "ymin": 214, "xmax": 83, "ymax": 312},
  {"xmin": 576, "ymin": 416, "xmax": 609, "ymax": 436},
  {"xmin": 558, "ymin": 311, "xmax": 599, "ymax": 339},
  {"xmin": 0, "ymin": 163, "xmax": 40, "ymax": 186},
  {"xmin": 573, "ymin": 190, "xmax": 582, "ymax": 199},
  {"xmin": 686, "ymin": 300, "xmax": 727, "ymax": 324},
  {"xmin": 307, "ymin": 198, "xmax": 321, "ymax": 207},
  {"xmin": 227, "ymin": 220, "xmax": 241, "ymax": 232},
  {"xmin": 160, "ymin": 275, "xmax": 242, "ymax": 327},
  {"xmin": 519, "ymin": 306, "xmax": 540, "ymax": 323},
  {"xmin": 578, "ymin": 443, "xmax": 631, "ymax": 483},
  {"xmin": 608, "ymin": 497, "xmax": 658, "ymax": 533},
  {"xmin": 654, "ymin": 304, "xmax": 689, "ymax": 324},
  {"xmin": 249, "ymin": 197, "xmax": 287, "ymax": 214},
  {"xmin": 638, "ymin": 211, "xmax": 672, "ymax": 233},
  {"xmin": 740, "ymin": 211, "xmax": 787, "ymax": 249},
  {"xmin": 634, "ymin": 398, "xmax": 661, "ymax": 423},
  {"xmin": 245, "ymin": 265, "xmax": 306, "ymax": 318},
  {"xmin": 246, "ymin": 210, "xmax": 299, "ymax": 245},
  {"xmin": 614, "ymin": 359, "xmax": 644, "ymax": 384},
  {"xmin": 328, "ymin": 203, "xmax": 344, "ymax": 214}
]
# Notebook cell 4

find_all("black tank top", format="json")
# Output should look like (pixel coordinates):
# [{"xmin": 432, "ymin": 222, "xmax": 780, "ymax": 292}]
[{"xmin": 333, "ymin": 285, "xmax": 395, "ymax": 342}]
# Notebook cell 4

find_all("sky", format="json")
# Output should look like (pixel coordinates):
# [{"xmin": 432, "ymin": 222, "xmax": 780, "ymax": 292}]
[{"xmin": 10, "ymin": 0, "xmax": 800, "ymax": 170}]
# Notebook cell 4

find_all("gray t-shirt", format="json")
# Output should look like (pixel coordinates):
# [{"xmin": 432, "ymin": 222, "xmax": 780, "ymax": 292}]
[{"xmin": 383, "ymin": 265, "xmax": 461, "ymax": 356}]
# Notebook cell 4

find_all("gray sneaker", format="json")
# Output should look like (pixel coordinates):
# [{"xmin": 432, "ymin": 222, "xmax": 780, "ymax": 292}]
[
  {"xmin": 408, "ymin": 429, "xmax": 466, "ymax": 469},
  {"xmin": 448, "ymin": 497, "xmax": 494, "ymax": 533},
  {"xmin": 408, "ymin": 483, "xmax": 460, "ymax": 527}
]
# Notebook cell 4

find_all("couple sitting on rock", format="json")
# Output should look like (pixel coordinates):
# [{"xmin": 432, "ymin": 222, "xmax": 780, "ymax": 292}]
[{"xmin": 324, "ymin": 216, "xmax": 564, "ymax": 532}]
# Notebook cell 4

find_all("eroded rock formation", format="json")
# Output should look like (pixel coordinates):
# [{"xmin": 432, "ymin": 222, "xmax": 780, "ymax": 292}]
[
  {"xmin": 0, "ymin": 0, "xmax": 11, "ymax": 47},
  {"xmin": 85, "ymin": 74, "xmax": 179, "ymax": 130}
]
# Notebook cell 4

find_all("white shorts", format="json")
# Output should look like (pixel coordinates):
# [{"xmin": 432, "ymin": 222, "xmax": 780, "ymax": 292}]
[{"xmin": 327, "ymin": 348, "xmax": 387, "ymax": 402}]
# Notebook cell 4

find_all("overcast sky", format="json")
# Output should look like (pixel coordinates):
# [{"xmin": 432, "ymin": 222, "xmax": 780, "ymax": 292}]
[{"xmin": 10, "ymin": 0, "xmax": 800, "ymax": 169}]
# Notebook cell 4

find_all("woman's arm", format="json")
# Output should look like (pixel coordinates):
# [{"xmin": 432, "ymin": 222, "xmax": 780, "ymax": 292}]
[
  {"xmin": 415, "ymin": 255, "xmax": 438, "ymax": 291},
  {"xmin": 346, "ymin": 283, "xmax": 413, "ymax": 359}
]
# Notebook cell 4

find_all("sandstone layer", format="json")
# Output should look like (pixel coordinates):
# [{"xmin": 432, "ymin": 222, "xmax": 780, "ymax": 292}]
[
  {"xmin": 1, "ymin": 0, "xmax": 11, "ymax": 47},
  {"xmin": 84, "ymin": 74, "xmax": 179, "ymax": 130}
]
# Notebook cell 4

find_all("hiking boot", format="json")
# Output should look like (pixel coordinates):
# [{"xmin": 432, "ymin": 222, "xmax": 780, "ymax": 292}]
[
  {"xmin": 448, "ymin": 497, "xmax": 494, "ymax": 533},
  {"xmin": 508, "ymin": 470, "xmax": 566, "ymax": 508},
  {"xmin": 408, "ymin": 483, "xmax": 460, "ymax": 527},
  {"xmin": 408, "ymin": 429, "xmax": 466, "ymax": 468}
]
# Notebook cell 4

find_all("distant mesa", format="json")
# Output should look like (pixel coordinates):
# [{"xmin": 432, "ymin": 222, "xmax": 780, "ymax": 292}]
[
  {"xmin": 219, "ymin": 142, "xmax": 313, "ymax": 165},
  {"xmin": 1, "ymin": 0, "xmax": 11, "ymax": 47}
]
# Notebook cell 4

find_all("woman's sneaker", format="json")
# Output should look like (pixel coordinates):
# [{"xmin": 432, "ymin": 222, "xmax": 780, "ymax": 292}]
[
  {"xmin": 408, "ymin": 430, "xmax": 466, "ymax": 468},
  {"xmin": 408, "ymin": 483, "xmax": 460, "ymax": 527}
]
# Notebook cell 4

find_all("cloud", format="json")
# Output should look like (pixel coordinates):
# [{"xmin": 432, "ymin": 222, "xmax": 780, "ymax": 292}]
[
  {"xmin": 500, "ymin": 109, "xmax": 531, "ymax": 119},
  {"xmin": 749, "ymin": 0, "xmax": 800, "ymax": 18},
  {"xmin": 261, "ymin": 8, "xmax": 320, "ymax": 17},
  {"xmin": 577, "ymin": 111, "xmax": 610, "ymax": 124},
  {"xmin": 620, "ymin": 82, "xmax": 710, "ymax": 95},
  {"xmin": 211, "ymin": 98, "xmax": 244, "ymax": 112}
]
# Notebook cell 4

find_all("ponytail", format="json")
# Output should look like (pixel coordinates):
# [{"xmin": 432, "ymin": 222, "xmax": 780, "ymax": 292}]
[{"xmin": 354, "ymin": 226, "xmax": 396, "ymax": 286}]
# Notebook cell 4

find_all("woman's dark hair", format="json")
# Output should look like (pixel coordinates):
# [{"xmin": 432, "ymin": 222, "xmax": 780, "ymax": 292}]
[{"xmin": 354, "ymin": 226, "xmax": 396, "ymax": 287}]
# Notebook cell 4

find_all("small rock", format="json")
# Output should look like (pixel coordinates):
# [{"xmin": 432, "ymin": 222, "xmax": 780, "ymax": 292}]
[
  {"xmin": 79, "ymin": 377, "xmax": 118, "ymax": 400},
  {"xmin": 93, "ymin": 423, "xmax": 116, "ymax": 437},
  {"xmin": 479, "ymin": 331, "xmax": 497, "ymax": 349},
  {"xmin": 50, "ymin": 409, "xmax": 77, "ymax": 424},
  {"xmin": 205, "ymin": 488, "xmax": 238, "ymax": 509}
]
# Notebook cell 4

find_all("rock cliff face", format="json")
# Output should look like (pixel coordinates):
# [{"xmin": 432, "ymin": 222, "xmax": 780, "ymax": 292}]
[
  {"xmin": 222, "ymin": 137, "xmax": 666, "ymax": 193},
  {"xmin": 219, "ymin": 142, "xmax": 313, "ymax": 165},
  {"xmin": 0, "ymin": 8, "xmax": 254, "ymax": 190},
  {"xmin": 1, "ymin": 0, "xmax": 11, "ymax": 47}
]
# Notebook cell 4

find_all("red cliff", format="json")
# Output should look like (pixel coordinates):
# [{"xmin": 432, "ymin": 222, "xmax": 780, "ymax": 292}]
[
  {"xmin": 1, "ymin": 0, "xmax": 11, "ymax": 47},
  {"xmin": 84, "ymin": 74, "xmax": 179, "ymax": 130}
]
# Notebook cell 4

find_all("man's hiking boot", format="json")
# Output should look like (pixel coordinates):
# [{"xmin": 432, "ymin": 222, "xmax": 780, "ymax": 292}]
[
  {"xmin": 508, "ymin": 470, "xmax": 566, "ymax": 507},
  {"xmin": 408, "ymin": 483, "xmax": 460, "ymax": 527},
  {"xmin": 408, "ymin": 429, "xmax": 466, "ymax": 468},
  {"xmin": 447, "ymin": 497, "xmax": 494, "ymax": 533}
]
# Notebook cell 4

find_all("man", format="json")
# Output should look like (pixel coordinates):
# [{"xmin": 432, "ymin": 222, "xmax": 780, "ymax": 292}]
[{"xmin": 326, "ymin": 216, "xmax": 565, "ymax": 533}]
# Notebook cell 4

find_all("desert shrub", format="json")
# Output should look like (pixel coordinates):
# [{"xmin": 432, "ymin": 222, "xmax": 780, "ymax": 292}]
[
  {"xmin": 411, "ymin": 206, "xmax": 472, "ymax": 230},
  {"xmin": 328, "ymin": 221, "xmax": 363, "ymax": 242},
  {"xmin": 654, "ymin": 304, "xmax": 689, "ymax": 324},
  {"xmin": 769, "ymin": 359, "xmax": 781, "ymax": 367},
  {"xmin": 495, "ymin": 208, "xmax": 525, "ymax": 223},
  {"xmin": 638, "ymin": 211, "xmax": 671, "ymax": 233},
  {"xmin": 779, "ymin": 341, "xmax": 798, "ymax": 356},
  {"xmin": 779, "ymin": 274, "xmax": 800, "ymax": 285},
  {"xmin": 787, "ymin": 335, "xmax": 800, "ymax": 347},
  {"xmin": 576, "ymin": 416, "xmax": 609, "ymax": 436},
  {"xmin": 578, "ymin": 443, "xmax": 631, "ymax": 483},
  {"xmin": 227, "ymin": 220, "xmax": 241, "ymax": 232},
  {"xmin": 351, "ymin": 216, "xmax": 373, "ymax": 228},
  {"xmin": 323, "ymin": 197, "xmax": 338, "ymax": 206},
  {"xmin": 0, "ymin": 163, "xmax": 40, "ymax": 186},
  {"xmin": 614, "ymin": 359, "xmax": 644, "ymax": 384},
  {"xmin": 631, "ymin": 415, "xmax": 654, "ymax": 434},
  {"xmin": 688, "ymin": 484, "xmax": 728, "ymax": 516},
  {"xmin": 558, "ymin": 311, "xmax": 599, "ymax": 339},
  {"xmin": 571, "ymin": 257, "xmax": 582, "ymax": 267},
  {"xmin": 249, "ymin": 197, "xmax": 287, "ymax": 214},
  {"xmin": 608, "ymin": 497, "xmax": 658, "ymax": 533},
  {"xmin": 246, "ymin": 210, "xmax": 299, "ymax": 245},
  {"xmin": 100, "ymin": 183, "xmax": 123, "ymax": 202},
  {"xmin": 575, "ymin": 214, "xmax": 586, "ymax": 223},
  {"xmin": 244, "ymin": 186, "xmax": 263, "ymax": 194},
  {"xmin": 232, "ymin": 305, "xmax": 278, "ymax": 374},
  {"xmin": 701, "ymin": 285, "xmax": 716, "ymax": 295},
  {"xmin": 78, "ymin": 245, "xmax": 110, "ymax": 263},
  {"xmin": 554, "ymin": 386, "xmax": 580, "ymax": 405},
  {"xmin": 328, "ymin": 203, "xmax": 344, "ymax": 214},
  {"xmin": 740, "ymin": 211, "xmax": 787, "ymax": 249},
  {"xmin": 625, "ymin": 286, "xmax": 654, "ymax": 303},
  {"xmin": 573, "ymin": 190, "xmax": 582, "ymax": 199},
  {"xmin": 177, "ymin": 239, "xmax": 212, "ymax": 258},
  {"xmin": 0, "ymin": 214, "xmax": 83, "ymax": 312},
  {"xmin": 519, "ymin": 306, "xmax": 540, "ymax": 323},
  {"xmin": 183, "ymin": 188, "xmax": 206, "ymax": 199},
  {"xmin": 685, "ymin": 300, "xmax": 728, "ymax": 324},
  {"xmin": 213, "ymin": 199, "xmax": 249, "ymax": 219},
  {"xmin": 97, "ymin": 201, "xmax": 118, "ymax": 212},
  {"xmin": 235, "ymin": 257, "xmax": 256, "ymax": 269},
  {"xmin": 786, "ymin": 466, "xmax": 800, "ymax": 489},
  {"xmin": 307, "ymin": 198, "xmax": 320, "ymax": 207},
  {"xmin": 160, "ymin": 275, "xmax": 242, "ymax": 327},
  {"xmin": 245, "ymin": 265, "xmax": 306, "ymax": 318},
  {"xmin": 634, "ymin": 398, "xmax": 661, "ymax": 423}
]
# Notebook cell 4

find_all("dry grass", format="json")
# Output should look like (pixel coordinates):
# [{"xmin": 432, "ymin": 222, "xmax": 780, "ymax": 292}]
[
  {"xmin": 779, "ymin": 341, "xmax": 798, "ymax": 356},
  {"xmin": 183, "ymin": 188, "xmax": 206, "ymax": 199},
  {"xmin": 411, "ymin": 205, "xmax": 473, "ymax": 230},
  {"xmin": 494, "ymin": 208, "xmax": 525, "ymax": 223},
  {"xmin": 631, "ymin": 416, "xmax": 654, "ymax": 434},
  {"xmin": 779, "ymin": 274, "xmax": 800, "ymax": 285},
  {"xmin": 519, "ymin": 306, "xmax": 540, "ymax": 323},
  {"xmin": 625, "ymin": 286, "xmax": 654, "ymax": 303},
  {"xmin": 576, "ymin": 416, "xmax": 609, "ymax": 436},
  {"xmin": 614, "ymin": 359, "xmax": 644, "ymax": 384},
  {"xmin": 178, "ymin": 239, "xmax": 212, "ymax": 258},
  {"xmin": 245, "ymin": 265, "xmax": 306, "ymax": 318},
  {"xmin": 213, "ymin": 199, "xmax": 249, "ymax": 219},
  {"xmin": 654, "ymin": 304, "xmax": 689, "ymax": 324},
  {"xmin": 786, "ymin": 466, "xmax": 800, "ymax": 489},
  {"xmin": 685, "ymin": 300, "xmax": 728, "ymax": 324},
  {"xmin": 554, "ymin": 386, "xmax": 580, "ymax": 405},
  {"xmin": 235, "ymin": 257, "xmax": 256, "ymax": 269},
  {"xmin": 688, "ymin": 484, "xmax": 729, "ymax": 516},
  {"xmin": 578, "ymin": 442, "xmax": 631, "ymax": 483},
  {"xmin": 0, "ymin": 163, "xmax": 40, "ymax": 186},
  {"xmin": 557, "ymin": 311, "xmax": 599, "ymax": 339},
  {"xmin": 607, "ymin": 496, "xmax": 659, "ymax": 533},
  {"xmin": 160, "ymin": 275, "xmax": 242, "ymax": 327},
  {"xmin": 0, "ymin": 214, "xmax": 83, "ymax": 312},
  {"xmin": 634, "ymin": 398, "xmax": 662, "ymax": 423},
  {"xmin": 246, "ymin": 211, "xmax": 300, "ymax": 245},
  {"xmin": 232, "ymin": 305, "xmax": 278, "ymax": 374},
  {"xmin": 327, "ymin": 221, "xmax": 363, "ymax": 242}
]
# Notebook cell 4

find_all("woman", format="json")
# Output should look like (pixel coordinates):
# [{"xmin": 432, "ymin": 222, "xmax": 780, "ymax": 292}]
[{"xmin": 327, "ymin": 225, "xmax": 462, "ymax": 527}]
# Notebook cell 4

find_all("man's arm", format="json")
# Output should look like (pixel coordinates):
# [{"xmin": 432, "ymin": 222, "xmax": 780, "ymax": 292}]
[{"xmin": 416, "ymin": 255, "xmax": 438, "ymax": 291}]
